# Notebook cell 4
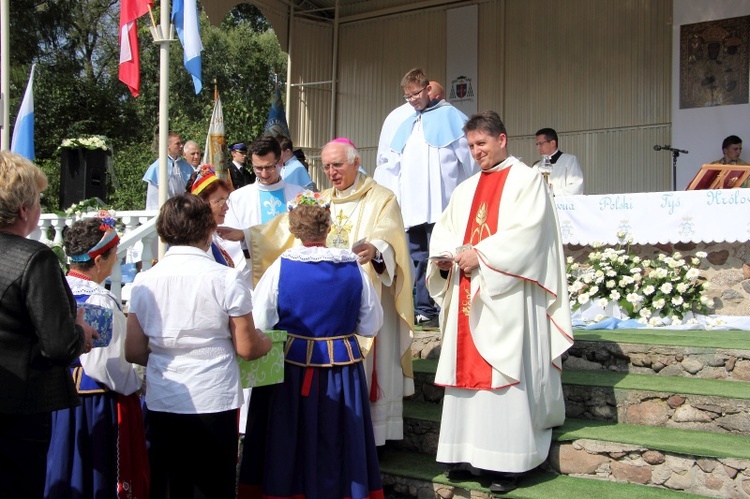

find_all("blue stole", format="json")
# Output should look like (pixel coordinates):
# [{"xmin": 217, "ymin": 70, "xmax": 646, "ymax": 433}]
[
  {"xmin": 390, "ymin": 101, "xmax": 468, "ymax": 152},
  {"xmin": 258, "ymin": 188, "xmax": 288, "ymax": 223}
]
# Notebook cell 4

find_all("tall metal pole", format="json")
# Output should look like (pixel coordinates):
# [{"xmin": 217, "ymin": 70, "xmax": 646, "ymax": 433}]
[
  {"xmin": 285, "ymin": 3, "xmax": 293, "ymax": 137},
  {"xmin": 329, "ymin": 0, "xmax": 339, "ymax": 138},
  {"xmin": 0, "ymin": 0, "xmax": 10, "ymax": 150},
  {"xmin": 157, "ymin": 1, "xmax": 171, "ymax": 258}
]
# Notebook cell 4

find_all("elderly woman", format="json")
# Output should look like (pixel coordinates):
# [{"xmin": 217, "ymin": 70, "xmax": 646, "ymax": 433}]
[
  {"xmin": 125, "ymin": 194, "xmax": 271, "ymax": 498},
  {"xmin": 238, "ymin": 191, "xmax": 384, "ymax": 499},
  {"xmin": 0, "ymin": 151, "xmax": 95, "ymax": 498},
  {"xmin": 185, "ymin": 164, "xmax": 237, "ymax": 267},
  {"xmin": 44, "ymin": 213, "xmax": 148, "ymax": 498}
]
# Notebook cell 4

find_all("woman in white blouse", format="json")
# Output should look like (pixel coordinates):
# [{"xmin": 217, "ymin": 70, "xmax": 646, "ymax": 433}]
[{"xmin": 126, "ymin": 194, "xmax": 271, "ymax": 498}]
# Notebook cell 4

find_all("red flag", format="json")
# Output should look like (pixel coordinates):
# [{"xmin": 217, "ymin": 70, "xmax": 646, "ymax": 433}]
[{"xmin": 119, "ymin": 0, "xmax": 153, "ymax": 97}]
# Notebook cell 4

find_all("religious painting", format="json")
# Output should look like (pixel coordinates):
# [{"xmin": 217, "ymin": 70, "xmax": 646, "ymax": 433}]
[{"xmin": 680, "ymin": 16, "xmax": 750, "ymax": 109}]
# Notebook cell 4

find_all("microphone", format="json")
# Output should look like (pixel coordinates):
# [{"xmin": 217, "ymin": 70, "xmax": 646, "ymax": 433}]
[{"xmin": 654, "ymin": 145, "xmax": 689, "ymax": 154}]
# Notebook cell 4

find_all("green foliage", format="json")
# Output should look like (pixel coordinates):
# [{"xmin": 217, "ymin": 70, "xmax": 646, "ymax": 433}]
[{"xmin": 9, "ymin": 1, "xmax": 286, "ymax": 212}]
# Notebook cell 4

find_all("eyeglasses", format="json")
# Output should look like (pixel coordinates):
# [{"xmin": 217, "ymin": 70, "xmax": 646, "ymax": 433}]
[
  {"xmin": 322, "ymin": 161, "xmax": 348, "ymax": 172},
  {"xmin": 535, "ymin": 140, "xmax": 550, "ymax": 147},
  {"xmin": 403, "ymin": 86, "xmax": 428, "ymax": 102},
  {"xmin": 252, "ymin": 164, "xmax": 278, "ymax": 172}
]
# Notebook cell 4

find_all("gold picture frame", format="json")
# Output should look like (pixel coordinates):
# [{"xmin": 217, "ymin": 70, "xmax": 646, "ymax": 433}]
[{"xmin": 686, "ymin": 164, "xmax": 750, "ymax": 190}]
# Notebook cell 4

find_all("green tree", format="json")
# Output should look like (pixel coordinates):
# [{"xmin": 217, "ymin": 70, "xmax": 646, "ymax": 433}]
[{"xmin": 9, "ymin": 1, "xmax": 287, "ymax": 212}]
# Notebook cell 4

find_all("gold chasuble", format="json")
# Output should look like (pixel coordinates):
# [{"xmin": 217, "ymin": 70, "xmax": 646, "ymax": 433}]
[
  {"xmin": 457, "ymin": 168, "xmax": 510, "ymax": 389},
  {"xmin": 323, "ymin": 175, "xmax": 414, "ymax": 380}
]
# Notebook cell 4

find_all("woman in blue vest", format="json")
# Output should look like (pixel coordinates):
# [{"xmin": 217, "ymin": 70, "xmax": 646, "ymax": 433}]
[
  {"xmin": 238, "ymin": 191, "xmax": 384, "ymax": 499},
  {"xmin": 45, "ymin": 212, "xmax": 148, "ymax": 498}
]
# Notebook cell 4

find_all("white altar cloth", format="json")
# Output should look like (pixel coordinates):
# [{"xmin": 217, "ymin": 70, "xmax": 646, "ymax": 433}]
[{"xmin": 556, "ymin": 188, "xmax": 750, "ymax": 246}]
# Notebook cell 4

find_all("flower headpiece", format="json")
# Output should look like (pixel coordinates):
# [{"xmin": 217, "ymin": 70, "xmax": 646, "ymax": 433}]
[
  {"xmin": 69, "ymin": 210, "xmax": 120, "ymax": 263},
  {"xmin": 190, "ymin": 164, "xmax": 218, "ymax": 195},
  {"xmin": 287, "ymin": 190, "xmax": 330, "ymax": 210}
]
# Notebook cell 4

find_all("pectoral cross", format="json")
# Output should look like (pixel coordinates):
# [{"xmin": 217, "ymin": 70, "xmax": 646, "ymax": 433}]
[{"xmin": 329, "ymin": 209, "xmax": 353, "ymax": 249}]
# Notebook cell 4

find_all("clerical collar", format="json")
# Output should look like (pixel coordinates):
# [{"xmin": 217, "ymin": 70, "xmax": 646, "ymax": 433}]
[
  {"xmin": 550, "ymin": 150, "xmax": 563, "ymax": 164},
  {"xmin": 334, "ymin": 173, "xmax": 364, "ymax": 198}
]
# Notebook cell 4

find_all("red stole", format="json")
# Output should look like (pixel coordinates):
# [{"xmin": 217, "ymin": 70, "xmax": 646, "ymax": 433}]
[{"xmin": 455, "ymin": 167, "xmax": 511, "ymax": 389}]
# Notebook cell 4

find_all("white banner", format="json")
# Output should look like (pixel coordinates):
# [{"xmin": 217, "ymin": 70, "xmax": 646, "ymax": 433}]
[
  {"xmin": 446, "ymin": 5, "xmax": 478, "ymax": 116},
  {"xmin": 556, "ymin": 189, "xmax": 750, "ymax": 245}
]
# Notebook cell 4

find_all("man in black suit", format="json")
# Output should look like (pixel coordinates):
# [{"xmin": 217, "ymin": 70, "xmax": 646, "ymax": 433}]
[{"xmin": 227, "ymin": 142, "xmax": 255, "ymax": 189}]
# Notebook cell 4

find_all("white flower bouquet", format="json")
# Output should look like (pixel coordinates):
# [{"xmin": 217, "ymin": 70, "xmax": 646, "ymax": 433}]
[
  {"xmin": 567, "ymin": 232, "xmax": 713, "ymax": 323},
  {"xmin": 59, "ymin": 135, "xmax": 110, "ymax": 151}
]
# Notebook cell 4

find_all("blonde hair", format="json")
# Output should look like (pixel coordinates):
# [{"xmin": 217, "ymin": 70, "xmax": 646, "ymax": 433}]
[
  {"xmin": 400, "ymin": 67, "xmax": 429, "ymax": 89},
  {"xmin": 0, "ymin": 152, "xmax": 47, "ymax": 226}
]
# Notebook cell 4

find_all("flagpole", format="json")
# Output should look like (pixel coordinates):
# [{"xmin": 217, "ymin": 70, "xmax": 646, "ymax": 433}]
[
  {"xmin": 156, "ymin": 0, "xmax": 172, "ymax": 259},
  {"xmin": 0, "ymin": 0, "xmax": 10, "ymax": 150}
]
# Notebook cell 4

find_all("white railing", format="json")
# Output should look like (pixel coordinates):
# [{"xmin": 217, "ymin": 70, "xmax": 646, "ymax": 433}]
[{"xmin": 30, "ymin": 211, "xmax": 159, "ymax": 304}]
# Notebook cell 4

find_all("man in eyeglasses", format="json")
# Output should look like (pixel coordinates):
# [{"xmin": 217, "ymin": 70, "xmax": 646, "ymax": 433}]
[
  {"xmin": 227, "ymin": 142, "xmax": 256, "ymax": 189},
  {"xmin": 532, "ymin": 128, "xmax": 584, "ymax": 196},
  {"xmin": 220, "ymin": 135, "xmax": 305, "ymax": 285},
  {"xmin": 375, "ymin": 68, "xmax": 477, "ymax": 329}
]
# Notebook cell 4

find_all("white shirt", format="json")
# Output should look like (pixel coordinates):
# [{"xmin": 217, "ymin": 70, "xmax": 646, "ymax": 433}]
[
  {"xmin": 67, "ymin": 276, "xmax": 143, "ymax": 396},
  {"xmin": 128, "ymin": 246, "xmax": 253, "ymax": 414},
  {"xmin": 532, "ymin": 151, "xmax": 584, "ymax": 196},
  {"xmin": 252, "ymin": 246, "xmax": 383, "ymax": 336}
]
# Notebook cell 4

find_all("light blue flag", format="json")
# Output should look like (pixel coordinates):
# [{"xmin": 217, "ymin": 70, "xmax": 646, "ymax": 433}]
[
  {"xmin": 171, "ymin": 0, "xmax": 203, "ymax": 94},
  {"xmin": 11, "ymin": 64, "xmax": 36, "ymax": 160}
]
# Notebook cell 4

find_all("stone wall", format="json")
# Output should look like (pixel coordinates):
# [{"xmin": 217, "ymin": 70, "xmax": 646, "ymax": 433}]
[{"xmin": 565, "ymin": 241, "xmax": 750, "ymax": 316}]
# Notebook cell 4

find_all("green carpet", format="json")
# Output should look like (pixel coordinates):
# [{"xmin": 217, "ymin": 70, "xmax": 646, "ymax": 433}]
[
  {"xmin": 379, "ymin": 448, "xmax": 701, "ymax": 498},
  {"xmin": 403, "ymin": 399, "xmax": 750, "ymax": 461},
  {"xmin": 573, "ymin": 328, "xmax": 750, "ymax": 350},
  {"xmin": 563, "ymin": 369, "xmax": 750, "ymax": 399},
  {"xmin": 555, "ymin": 418, "xmax": 750, "ymax": 461},
  {"xmin": 412, "ymin": 358, "xmax": 438, "ymax": 374}
]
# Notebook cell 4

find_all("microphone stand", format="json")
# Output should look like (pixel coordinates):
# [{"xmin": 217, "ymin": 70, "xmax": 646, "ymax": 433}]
[{"xmin": 654, "ymin": 145, "xmax": 689, "ymax": 191}]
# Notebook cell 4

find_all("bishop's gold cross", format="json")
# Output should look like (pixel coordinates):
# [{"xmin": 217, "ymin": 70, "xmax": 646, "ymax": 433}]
[{"xmin": 335, "ymin": 209, "xmax": 352, "ymax": 228}]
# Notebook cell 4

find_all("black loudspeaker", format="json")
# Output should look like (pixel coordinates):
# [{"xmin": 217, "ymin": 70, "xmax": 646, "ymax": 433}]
[{"xmin": 59, "ymin": 148, "xmax": 111, "ymax": 208}]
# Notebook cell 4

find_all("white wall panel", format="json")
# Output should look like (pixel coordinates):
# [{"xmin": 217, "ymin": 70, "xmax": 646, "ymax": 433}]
[{"xmin": 286, "ymin": 0, "xmax": 674, "ymax": 194}]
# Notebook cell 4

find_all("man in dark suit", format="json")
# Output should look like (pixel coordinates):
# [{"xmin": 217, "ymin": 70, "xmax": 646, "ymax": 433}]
[{"xmin": 228, "ymin": 142, "xmax": 255, "ymax": 189}]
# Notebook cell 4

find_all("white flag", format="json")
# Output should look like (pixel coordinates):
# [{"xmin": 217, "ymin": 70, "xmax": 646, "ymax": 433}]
[{"xmin": 203, "ymin": 95, "xmax": 226, "ymax": 177}]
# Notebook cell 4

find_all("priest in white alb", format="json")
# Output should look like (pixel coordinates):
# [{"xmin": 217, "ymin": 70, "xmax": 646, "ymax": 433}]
[
  {"xmin": 220, "ymin": 135, "xmax": 304, "ymax": 285},
  {"xmin": 426, "ymin": 111, "xmax": 574, "ymax": 494}
]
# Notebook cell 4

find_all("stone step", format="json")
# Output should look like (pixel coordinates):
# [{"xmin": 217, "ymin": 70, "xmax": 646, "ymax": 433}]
[
  {"xmin": 412, "ymin": 359, "xmax": 750, "ymax": 436},
  {"xmin": 396, "ymin": 399, "xmax": 750, "ymax": 497},
  {"xmin": 379, "ymin": 447, "xmax": 700, "ymax": 498},
  {"xmin": 413, "ymin": 328, "xmax": 750, "ymax": 381},
  {"xmin": 566, "ymin": 330, "xmax": 750, "ymax": 382},
  {"xmin": 564, "ymin": 370, "xmax": 750, "ymax": 435}
]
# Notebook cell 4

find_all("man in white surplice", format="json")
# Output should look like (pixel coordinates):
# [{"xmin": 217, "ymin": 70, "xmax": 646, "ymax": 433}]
[
  {"xmin": 375, "ymin": 68, "xmax": 477, "ymax": 328},
  {"xmin": 426, "ymin": 111, "xmax": 574, "ymax": 493},
  {"xmin": 221, "ymin": 135, "xmax": 304, "ymax": 285}
]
